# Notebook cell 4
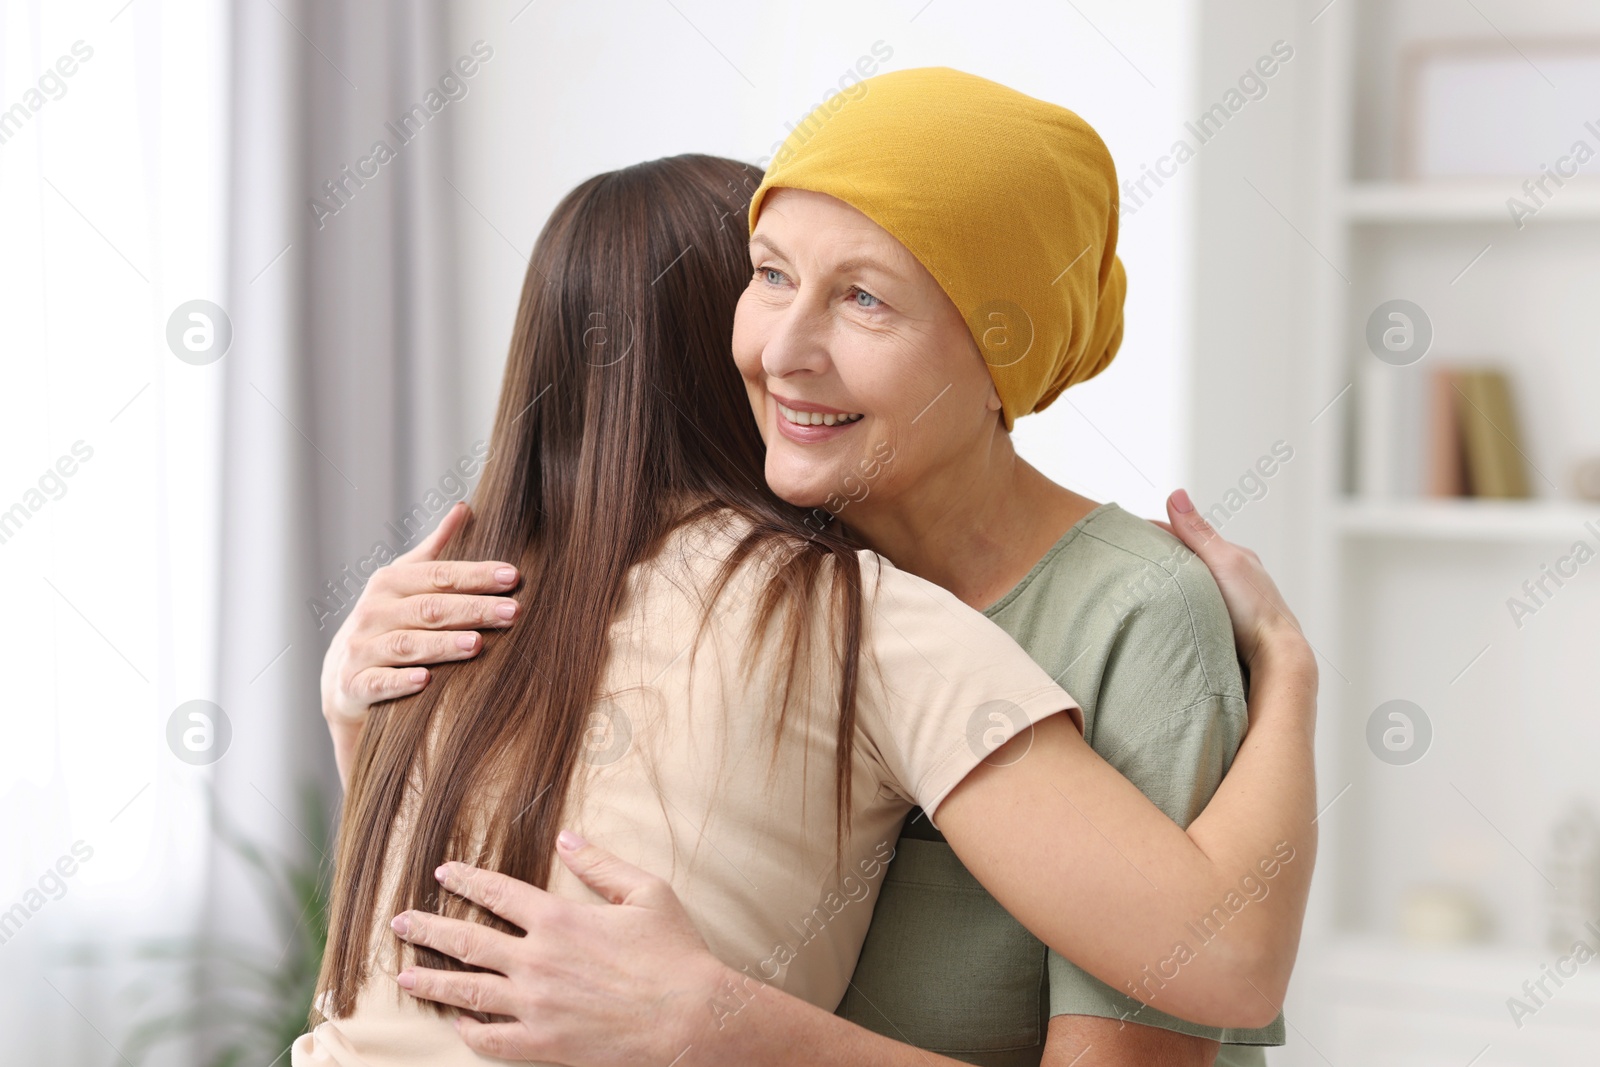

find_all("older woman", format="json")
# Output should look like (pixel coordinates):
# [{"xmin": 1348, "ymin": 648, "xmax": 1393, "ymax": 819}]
[{"xmin": 324, "ymin": 70, "xmax": 1303, "ymax": 1066}]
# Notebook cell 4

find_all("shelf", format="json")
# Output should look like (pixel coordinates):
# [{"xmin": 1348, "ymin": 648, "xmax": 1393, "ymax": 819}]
[
  {"xmin": 1343, "ymin": 181, "xmax": 1600, "ymax": 224},
  {"xmin": 1311, "ymin": 934, "xmax": 1600, "ymax": 1035},
  {"xmin": 1337, "ymin": 499, "xmax": 1600, "ymax": 542},
  {"xmin": 1303, "ymin": 936, "xmax": 1600, "ymax": 1063},
  {"xmin": 1317, "ymin": 934, "xmax": 1600, "ymax": 999}
]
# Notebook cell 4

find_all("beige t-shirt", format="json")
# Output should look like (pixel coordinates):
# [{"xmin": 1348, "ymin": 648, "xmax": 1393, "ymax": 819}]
[{"xmin": 293, "ymin": 512, "xmax": 1075, "ymax": 1066}]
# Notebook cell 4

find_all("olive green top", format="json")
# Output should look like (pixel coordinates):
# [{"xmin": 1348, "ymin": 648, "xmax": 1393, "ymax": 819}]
[{"xmin": 835, "ymin": 503, "xmax": 1285, "ymax": 1065}]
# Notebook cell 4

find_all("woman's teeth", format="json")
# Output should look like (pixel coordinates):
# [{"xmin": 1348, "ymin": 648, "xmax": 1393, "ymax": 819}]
[{"xmin": 777, "ymin": 402, "xmax": 864, "ymax": 428}]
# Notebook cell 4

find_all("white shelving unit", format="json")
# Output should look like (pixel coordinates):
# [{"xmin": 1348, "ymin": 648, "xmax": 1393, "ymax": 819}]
[
  {"xmin": 1343, "ymin": 181, "xmax": 1600, "ymax": 224},
  {"xmin": 1289, "ymin": 3, "xmax": 1600, "ymax": 1064},
  {"xmin": 1337, "ymin": 500, "xmax": 1600, "ymax": 543}
]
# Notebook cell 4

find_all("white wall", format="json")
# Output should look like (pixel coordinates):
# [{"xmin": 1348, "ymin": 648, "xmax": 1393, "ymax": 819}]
[
  {"xmin": 443, "ymin": 0, "xmax": 1197, "ymax": 519},
  {"xmin": 1186, "ymin": 1, "xmax": 1315, "ymax": 576}
]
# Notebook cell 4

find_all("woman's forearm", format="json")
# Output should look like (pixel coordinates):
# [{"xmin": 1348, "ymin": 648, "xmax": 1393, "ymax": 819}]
[
  {"xmin": 327, "ymin": 715, "xmax": 360, "ymax": 791},
  {"xmin": 934, "ymin": 631, "xmax": 1317, "ymax": 1029},
  {"xmin": 686, "ymin": 965, "xmax": 974, "ymax": 1067},
  {"xmin": 1182, "ymin": 633, "xmax": 1318, "ymax": 999},
  {"xmin": 690, "ymin": 973, "xmax": 1211, "ymax": 1067}
]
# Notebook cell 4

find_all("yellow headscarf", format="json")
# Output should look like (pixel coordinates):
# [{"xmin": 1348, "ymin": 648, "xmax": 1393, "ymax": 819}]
[{"xmin": 748, "ymin": 66, "xmax": 1126, "ymax": 429}]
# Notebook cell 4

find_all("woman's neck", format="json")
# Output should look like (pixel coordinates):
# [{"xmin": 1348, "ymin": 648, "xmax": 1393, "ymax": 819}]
[{"xmin": 843, "ymin": 440, "xmax": 1102, "ymax": 612}]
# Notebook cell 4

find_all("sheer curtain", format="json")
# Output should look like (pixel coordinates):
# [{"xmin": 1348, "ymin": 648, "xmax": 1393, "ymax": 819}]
[
  {"xmin": 212, "ymin": 0, "xmax": 462, "ymax": 1052},
  {"xmin": 0, "ymin": 1, "xmax": 227, "ymax": 1062},
  {"xmin": 2, "ymin": 0, "xmax": 465, "ymax": 1061}
]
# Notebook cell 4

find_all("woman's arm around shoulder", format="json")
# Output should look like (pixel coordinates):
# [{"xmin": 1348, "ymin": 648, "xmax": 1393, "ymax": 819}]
[{"xmin": 935, "ymin": 491, "xmax": 1317, "ymax": 1030}]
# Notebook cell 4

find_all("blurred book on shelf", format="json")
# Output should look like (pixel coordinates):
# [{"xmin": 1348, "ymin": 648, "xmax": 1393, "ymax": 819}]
[
  {"xmin": 1359, "ymin": 361, "xmax": 1531, "ymax": 500},
  {"xmin": 1452, "ymin": 368, "xmax": 1530, "ymax": 498},
  {"xmin": 1548, "ymin": 801, "xmax": 1600, "ymax": 954},
  {"xmin": 1357, "ymin": 359, "xmax": 1429, "ymax": 498},
  {"xmin": 1424, "ymin": 366, "xmax": 1464, "ymax": 496},
  {"xmin": 1577, "ymin": 457, "xmax": 1600, "ymax": 502}
]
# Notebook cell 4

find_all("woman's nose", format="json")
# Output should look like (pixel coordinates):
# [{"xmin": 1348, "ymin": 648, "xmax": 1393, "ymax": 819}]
[{"xmin": 761, "ymin": 296, "xmax": 831, "ymax": 380}]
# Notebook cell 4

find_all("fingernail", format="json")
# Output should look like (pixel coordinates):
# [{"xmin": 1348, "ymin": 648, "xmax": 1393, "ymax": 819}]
[
  {"xmin": 1172, "ymin": 489, "xmax": 1195, "ymax": 514},
  {"xmin": 456, "ymin": 632, "xmax": 478, "ymax": 651},
  {"xmin": 435, "ymin": 863, "xmax": 452, "ymax": 884},
  {"xmin": 391, "ymin": 913, "xmax": 411, "ymax": 936},
  {"xmin": 410, "ymin": 668, "xmax": 428, "ymax": 684},
  {"xmin": 495, "ymin": 567, "xmax": 516, "ymax": 585},
  {"xmin": 557, "ymin": 829, "xmax": 587, "ymax": 851},
  {"xmin": 496, "ymin": 601, "xmax": 517, "ymax": 620},
  {"xmin": 395, "ymin": 969, "xmax": 416, "ymax": 989}
]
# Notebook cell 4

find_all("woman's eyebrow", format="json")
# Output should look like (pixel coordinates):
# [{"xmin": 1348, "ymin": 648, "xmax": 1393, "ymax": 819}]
[
  {"xmin": 749, "ymin": 234, "xmax": 904, "ymax": 282},
  {"xmin": 749, "ymin": 234, "xmax": 786, "ymax": 259},
  {"xmin": 831, "ymin": 255, "xmax": 903, "ymax": 282}
]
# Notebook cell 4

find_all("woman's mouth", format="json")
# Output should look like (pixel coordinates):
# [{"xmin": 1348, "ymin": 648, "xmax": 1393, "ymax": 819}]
[
  {"xmin": 777, "ymin": 401, "xmax": 863, "ymax": 427},
  {"xmin": 772, "ymin": 396, "xmax": 864, "ymax": 444}
]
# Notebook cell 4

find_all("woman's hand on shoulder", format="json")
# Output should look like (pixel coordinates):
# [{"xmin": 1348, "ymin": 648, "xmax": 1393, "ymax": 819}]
[
  {"xmin": 1158, "ymin": 489, "xmax": 1314, "ymax": 681},
  {"xmin": 319, "ymin": 501, "xmax": 520, "ymax": 731}
]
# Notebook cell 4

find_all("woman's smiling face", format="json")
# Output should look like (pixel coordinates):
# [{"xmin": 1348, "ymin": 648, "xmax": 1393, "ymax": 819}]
[{"xmin": 733, "ymin": 188, "xmax": 1002, "ymax": 518}]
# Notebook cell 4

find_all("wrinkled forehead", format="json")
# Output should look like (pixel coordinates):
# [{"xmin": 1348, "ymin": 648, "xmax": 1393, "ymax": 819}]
[{"xmin": 750, "ymin": 188, "xmax": 923, "ymax": 277}]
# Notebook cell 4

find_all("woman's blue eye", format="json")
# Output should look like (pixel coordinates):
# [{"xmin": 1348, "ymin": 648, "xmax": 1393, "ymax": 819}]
[
  {"xmin": 763, "ymin": 268, "xmax": 785, "ymax": 285},
  {"xmin": 851, "ymin": 287, "xmax": 880, "ymax": 309}
]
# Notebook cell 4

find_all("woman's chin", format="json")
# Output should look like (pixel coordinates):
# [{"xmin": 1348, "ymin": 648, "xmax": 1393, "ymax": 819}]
[{"xmin": 764, "ymin": 460, "xmax": 836, "ymax": 511}]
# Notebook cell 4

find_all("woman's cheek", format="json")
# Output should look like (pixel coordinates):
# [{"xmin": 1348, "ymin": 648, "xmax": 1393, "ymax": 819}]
[
  {"xmin": 746, "ymin": 391, "xmax": 771, "ymax": 442},
  {"xmin": 730, "ymin": 292, "xmax": 763, "ymax": 366}
]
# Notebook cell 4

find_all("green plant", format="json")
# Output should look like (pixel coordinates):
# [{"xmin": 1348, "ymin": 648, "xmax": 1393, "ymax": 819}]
[{"xmin": 116, "ymin": 782, "xmax": 333, "ymax": 1067}]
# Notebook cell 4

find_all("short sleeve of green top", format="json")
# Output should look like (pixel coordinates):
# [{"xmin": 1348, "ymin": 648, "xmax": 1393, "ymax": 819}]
[{"xmin": 834, "ymin": 504, "xmax": 1285, "ymax": 1066}]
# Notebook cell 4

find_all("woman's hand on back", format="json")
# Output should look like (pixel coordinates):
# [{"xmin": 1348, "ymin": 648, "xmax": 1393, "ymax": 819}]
[
  {"xmin": 390, "ymin": 833, "xmax": 732, "ymax": 1066},
  {"xmin": 319, "ymin": 501, "xmax": 521, "ymax": 781}
]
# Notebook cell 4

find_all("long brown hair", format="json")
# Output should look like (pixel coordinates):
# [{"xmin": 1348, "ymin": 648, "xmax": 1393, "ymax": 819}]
[{"xmin": 315, "ymin": 154, "xmax": 867, "ymax": 1019}]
